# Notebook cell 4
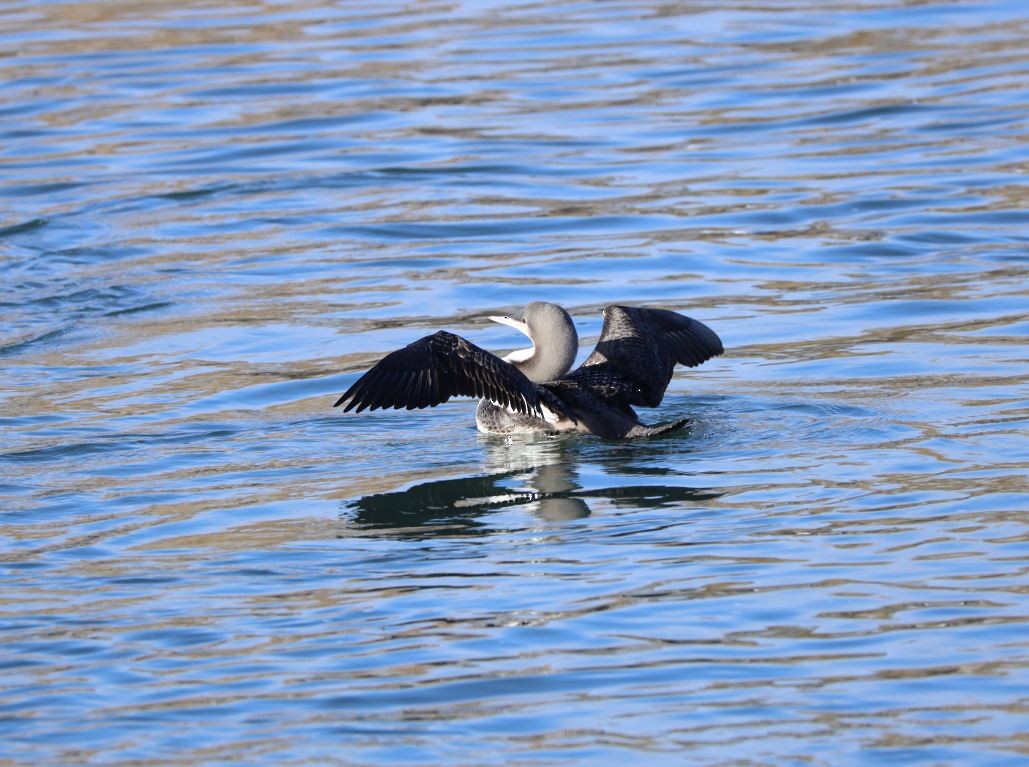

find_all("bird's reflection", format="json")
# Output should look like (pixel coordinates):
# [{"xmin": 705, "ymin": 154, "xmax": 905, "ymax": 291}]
[
  {"xmin": 340, "ymin": 428, "xmax": 723, "ymax": 537},
  {"xmin": 525, "ymin": 463, "xmax": 591, "ymax": 521}
]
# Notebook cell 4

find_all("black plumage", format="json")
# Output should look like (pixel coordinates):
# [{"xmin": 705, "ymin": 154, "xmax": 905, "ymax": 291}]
[
  {"xmin": 334, "ymin": 331, "xmax": 549, "ymax": 416},
  {"xmin": 556, "ymin": 305, "xmax": 723, "ymax": 411},
  {"xmin": 333, "ymin": 304, "xmax": 723, "ymax": 438}
]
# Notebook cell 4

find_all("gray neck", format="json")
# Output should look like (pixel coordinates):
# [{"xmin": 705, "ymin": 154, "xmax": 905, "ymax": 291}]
[{"xmin": 514, "ymin": 315, "xmax": 579, "ymax": 384}]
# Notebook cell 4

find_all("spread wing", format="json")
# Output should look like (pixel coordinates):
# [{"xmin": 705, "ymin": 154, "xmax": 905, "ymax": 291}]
[
  {"xmin": 334, "ymin": 330, "xmax": 549, "ymax": 416},
  {"xmin": 557, "ymin": 305, "xmax": 723, "ymax": 409}
]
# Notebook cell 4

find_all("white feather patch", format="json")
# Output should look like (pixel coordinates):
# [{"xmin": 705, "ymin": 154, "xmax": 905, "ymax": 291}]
[{"xmin": 502, "ymin": 347, "xmax": 535, "ymax": 363}]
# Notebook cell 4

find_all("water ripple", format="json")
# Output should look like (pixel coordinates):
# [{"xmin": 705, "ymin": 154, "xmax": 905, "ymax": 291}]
[{"xmin": 1, "ymin": 0, "xmax": 1027, "ymax": 764}]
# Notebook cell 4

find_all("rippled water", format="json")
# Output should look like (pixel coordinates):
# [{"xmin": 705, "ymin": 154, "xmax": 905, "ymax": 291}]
[{"xmin": 2, "ymin": 0, "xmax": 1028, "ymax": 763}]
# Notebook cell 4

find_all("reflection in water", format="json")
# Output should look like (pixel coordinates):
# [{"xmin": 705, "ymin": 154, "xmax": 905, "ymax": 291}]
[
  {"xmin": 343, "ymin": 468, "xmax": 529, "ymax": 533},
  {"xmin": 343, "ymin": 434, "xmax": 723, "ymax": 533}
]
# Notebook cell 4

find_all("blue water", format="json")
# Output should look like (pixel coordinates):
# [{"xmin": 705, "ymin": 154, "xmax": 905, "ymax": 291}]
[{"xmin": 1, "ymin": 0, "xmax": 1028, "ymax": 764}]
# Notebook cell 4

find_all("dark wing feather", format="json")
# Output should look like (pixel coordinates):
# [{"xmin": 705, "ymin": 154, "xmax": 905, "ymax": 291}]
[
  {"xmin": 334, "ymin": 330, "xmax": 546, "ymax": 417},
  {"xmin": 559, "ymin": 305, "xmax": 723, "ymax": 409}
]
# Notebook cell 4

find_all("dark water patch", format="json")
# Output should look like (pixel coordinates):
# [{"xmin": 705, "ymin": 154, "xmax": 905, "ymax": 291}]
[
  {"xmin": 0, "ymin": 422, "xmax": 246, "ymax": 467},
  {"xmin": 822, "ymin": 242, "xmax": 924, "ymax": 260},
  {"xmin": 42, "ymin": 243, "xmax": 152, "ymax": 266},
  {"xmin": 0, "ymin": 182, "xmax": 84, "ymax": 198},
  {"xmin": 151, "ymin": 183, "xmax": 238, "ymax": 202},
  {"xmin": 897, "ymin": 230, "xmax": 1026, "ymax": 245},
  {"xmin": 338, "ymin": 215, "xmax": 669, "ymax": 241},
  {"xmin": 0, "ymin": 440, "xmax": 123, "ymax": 463},
  {"xmin": 104, "ymin": 301, "xmax": 173, "ymax": 318},
  {"xmin": 801, "ymin": 102, "xmax": 948, "ymax": 127},
  {"xmin": 104, "ymin": 575, "xmax": 182, "ymax": 588},
  {"xmin": 0, "ymin": 217, "xmax": 48, "ymax": 239},
  {"xmin": 0, "ymin": 327, "xmax": 68, "ymax": 357},
  {"xmin": 30, "ymin": 285, "xmax": 136, "ymax": 310}
]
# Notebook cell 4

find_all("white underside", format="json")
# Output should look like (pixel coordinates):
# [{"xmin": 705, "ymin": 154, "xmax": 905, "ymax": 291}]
[{"xmin": 475, "ymin": 400, "xmax": 563, "ymax": 433}]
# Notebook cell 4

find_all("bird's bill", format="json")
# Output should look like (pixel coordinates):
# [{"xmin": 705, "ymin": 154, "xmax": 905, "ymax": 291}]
[{"xmin": 488, "ymin": 315, "xmax": 531, "ymax": 338}]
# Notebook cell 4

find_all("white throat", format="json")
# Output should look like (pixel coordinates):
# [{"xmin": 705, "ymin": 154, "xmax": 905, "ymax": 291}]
[
  {"xmin": 503, "ymin": 347, "xmax": 535, "ymax": 363},
  {"xmin": 491, "ymin": 314, "xmax": 536, "ymax": 366}
]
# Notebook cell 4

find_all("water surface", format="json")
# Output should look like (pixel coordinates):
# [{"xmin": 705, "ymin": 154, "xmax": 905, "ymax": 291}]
[{"xmin": 1, "ymin": 0, "xmax": 1028, "ymax": 764}]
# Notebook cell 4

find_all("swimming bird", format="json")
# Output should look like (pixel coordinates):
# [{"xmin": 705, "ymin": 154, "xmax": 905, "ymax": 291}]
[{"xmin": 333, "ymin": 302, "xmax": 723, "ymax": 439}]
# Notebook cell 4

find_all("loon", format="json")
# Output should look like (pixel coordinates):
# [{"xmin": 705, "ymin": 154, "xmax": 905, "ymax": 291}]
[{"xmin": 333, "ymin": 303, "xmax": 723, "ymax": 439}]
